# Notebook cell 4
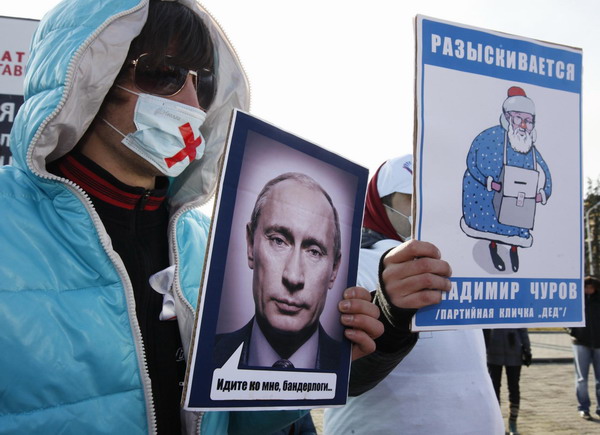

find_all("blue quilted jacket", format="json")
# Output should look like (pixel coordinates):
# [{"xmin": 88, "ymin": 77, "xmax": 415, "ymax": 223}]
[{"xmin": 0, "ymin": 0, "xmax": 303, "ymax": 433}]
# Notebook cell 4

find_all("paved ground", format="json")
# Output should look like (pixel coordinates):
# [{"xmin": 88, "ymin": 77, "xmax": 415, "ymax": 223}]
[{"xmin": 310, "ymin": 331, "xmax": 600, "ymax": 434}]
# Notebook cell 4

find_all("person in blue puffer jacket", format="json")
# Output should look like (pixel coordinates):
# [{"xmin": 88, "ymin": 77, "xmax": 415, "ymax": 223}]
[{"xmin": 0, "ymin": 0, "xmax": 453, "ymax": 433}]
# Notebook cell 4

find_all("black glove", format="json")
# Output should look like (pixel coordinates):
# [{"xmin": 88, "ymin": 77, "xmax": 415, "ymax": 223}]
[{"xmin": 522, "ymin": 350, "xmax": 532, "ymax": 367}]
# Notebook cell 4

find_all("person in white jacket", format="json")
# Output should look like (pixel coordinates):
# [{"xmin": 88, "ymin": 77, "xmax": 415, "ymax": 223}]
[{"xmin": 324, "ymin": 155, "xmax": 504, "ymax": 435}]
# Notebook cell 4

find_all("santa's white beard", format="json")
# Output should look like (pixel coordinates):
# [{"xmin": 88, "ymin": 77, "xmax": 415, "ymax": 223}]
[{"xmin": 508, "ymin": 124, "xmax": 534, "ymax": 153}]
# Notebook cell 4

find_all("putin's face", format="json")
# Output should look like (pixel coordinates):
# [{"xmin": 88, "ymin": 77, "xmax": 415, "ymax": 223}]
[{"xmin": 247, "ymin": 179, "xmax": 340, "ymax": 338}]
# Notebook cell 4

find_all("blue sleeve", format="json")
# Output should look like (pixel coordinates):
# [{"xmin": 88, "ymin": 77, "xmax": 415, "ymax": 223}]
[
  {"xmin": 466, "ymin": 129, "xmax": 501, "ymax": 186},
  {"xmin": 535, "ymin": 148, "xmax": 552, "ymax": 199}
]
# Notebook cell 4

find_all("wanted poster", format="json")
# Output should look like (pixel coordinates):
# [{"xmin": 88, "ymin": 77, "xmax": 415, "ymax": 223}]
[{"xmin": 412, "ymin": 16, "xmax": 583, "ymax": 330}]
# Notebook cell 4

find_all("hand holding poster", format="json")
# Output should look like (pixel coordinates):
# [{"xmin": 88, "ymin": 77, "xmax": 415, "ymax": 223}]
[
  {"xmin": 183, "ymin": 110, "xmax": 368, "ymax": 410},
  {"xmin": 412, "ymin": 16, "xmax": 583, "ymax": 330}
]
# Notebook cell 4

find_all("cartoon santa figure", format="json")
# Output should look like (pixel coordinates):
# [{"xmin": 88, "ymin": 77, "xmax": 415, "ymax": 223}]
[{"xmin": 460, "ymin": 86, "xmax": 552, "ymax": 272}]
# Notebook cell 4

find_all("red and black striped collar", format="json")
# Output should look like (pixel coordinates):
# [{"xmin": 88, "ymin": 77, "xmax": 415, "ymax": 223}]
[{"xmin": 51, "ymin": 152, "xmax": 168, "ymax": 211}]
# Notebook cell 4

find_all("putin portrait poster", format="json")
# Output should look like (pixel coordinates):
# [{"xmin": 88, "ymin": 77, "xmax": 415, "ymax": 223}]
[
  {"xmin": 183, "ymin": 110, "xmax": 368, "ymax": 410},
  {"xmin": 412, "ymin": 16, "xmax": 583, "ymax": 330}
]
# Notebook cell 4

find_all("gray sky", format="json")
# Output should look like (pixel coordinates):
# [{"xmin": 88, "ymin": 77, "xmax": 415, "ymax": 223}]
[{"xmin": 2, "ymin": 0, "xmax": 598, "ymax": 185}]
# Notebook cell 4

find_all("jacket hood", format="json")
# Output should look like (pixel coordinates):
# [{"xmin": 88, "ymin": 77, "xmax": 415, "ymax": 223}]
[{"xmin": 10, "ymin": 0, "xmax": 249, "ymax": 210}]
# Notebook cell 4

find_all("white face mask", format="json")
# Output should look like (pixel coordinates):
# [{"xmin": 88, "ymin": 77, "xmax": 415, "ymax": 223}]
[
  {"xmin": 384, "ymin": 204, "xmax": 412, "ymax": 226},
  {"xmin": 384, "ymin": 204, "xmax": 412, "ymax": 239},
  {"xmin": 103, "ymin": 86, "xmax": 207, "ymax": 177}
]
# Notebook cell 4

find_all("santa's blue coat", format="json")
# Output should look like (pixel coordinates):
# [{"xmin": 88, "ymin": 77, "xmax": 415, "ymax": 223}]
[{"xmin": 460, "ymin": 125, "xmax": 552, "ymax": 247}]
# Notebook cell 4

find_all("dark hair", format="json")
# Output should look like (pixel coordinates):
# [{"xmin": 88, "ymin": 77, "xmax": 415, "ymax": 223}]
[
  {"xmin": 125, "ymin": 0, "xmax": 214, "ymax": 72},
  {"xmin": 380, "ymin": 193, "xmax": 394, "ymax": 207},
  {"xmin": 107, "ymin": 0, "xmax": 214, "ymax": 102},
  {"xmin": 585, "ymin": 276, "xmax": 600, "ymax": 291},
  {"xmin": 248, "ymin": 172, "xmax": 342, "ymax": 267}
]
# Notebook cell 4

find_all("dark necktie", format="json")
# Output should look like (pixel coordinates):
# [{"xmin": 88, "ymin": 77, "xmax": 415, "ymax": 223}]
[{"xmin": 272, "ymin": 359, "xmax": 295, "ymax": 369}]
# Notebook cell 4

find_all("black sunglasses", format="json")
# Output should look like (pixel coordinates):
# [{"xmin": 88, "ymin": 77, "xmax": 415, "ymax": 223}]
[{"xmin": 130, "ymin": 53, "xmax": 216, "ymax": 110}]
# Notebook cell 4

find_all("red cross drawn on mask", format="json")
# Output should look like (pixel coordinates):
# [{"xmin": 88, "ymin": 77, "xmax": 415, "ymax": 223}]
[{"xmin": 164, "ymin": 123, "xmax": 203, "ymax": 168}]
